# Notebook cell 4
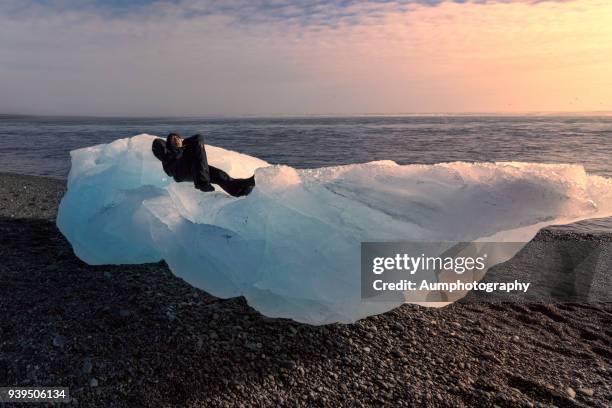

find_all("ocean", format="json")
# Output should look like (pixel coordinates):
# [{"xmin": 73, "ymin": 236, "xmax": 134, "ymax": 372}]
[{"xmin": 0, "ymin": 115, "xmax": 611, "ymax": 179}]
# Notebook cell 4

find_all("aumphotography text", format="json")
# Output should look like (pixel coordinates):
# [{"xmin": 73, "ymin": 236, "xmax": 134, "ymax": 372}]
[{"xmin": 372, "ymin": 279, "xmax": 531, "ymax": 293}]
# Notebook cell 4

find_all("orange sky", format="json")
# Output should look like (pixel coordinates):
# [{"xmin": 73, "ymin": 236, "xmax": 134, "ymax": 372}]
[
  {"xmin": 2, "ymin": 0, "xmax": 612, "ymax": 115},
  {"xmin": 290, "ymin": 0, "xmax": 612, "ymax": 114}
]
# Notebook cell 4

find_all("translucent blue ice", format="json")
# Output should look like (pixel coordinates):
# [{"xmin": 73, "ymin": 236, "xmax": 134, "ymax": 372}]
[{"xmin": 57, "ymin": 134, "xmax": 612, "ymax": 324}]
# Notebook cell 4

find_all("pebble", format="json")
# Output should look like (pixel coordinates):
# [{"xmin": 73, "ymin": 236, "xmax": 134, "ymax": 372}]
[
  {"xmin": 481, "ymin": 351, "xmax": 495, "ymax": 360},
  {"xmin": 566, "ymin": 387, "xmax": 576, "ymax": 399},
  {"xmin": 577, "ymin": 388, "xmax": 594, "ymax": 397},
  {"xmin": 53, "ymin": 335, "xmax": 66, "ymax": 348},
  {"xmin": 282, "ymin": 360, "xmax": 297, "ymax": 369},
  {"xmin": 82, "ymin": 358, "xmax": 93, "ymax": 374},
  {"xmin": 89, "ymin": 378, "xmax": 99, "ymax": 388}
]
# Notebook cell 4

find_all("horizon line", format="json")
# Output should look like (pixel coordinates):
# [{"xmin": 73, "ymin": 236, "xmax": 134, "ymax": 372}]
[{"xmin": 2, "ymin": 110, "xmax": 612, "ymax": 119}]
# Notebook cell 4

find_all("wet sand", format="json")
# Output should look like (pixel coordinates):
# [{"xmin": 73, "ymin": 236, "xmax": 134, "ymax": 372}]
[{"xmin": 0, "ymin": 172, "xmax": 610, "ymax": 407}]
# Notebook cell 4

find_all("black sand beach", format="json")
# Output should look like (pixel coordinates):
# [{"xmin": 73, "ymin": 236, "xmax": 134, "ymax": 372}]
[{"xmin": 1, "ymin": 172, "xmax": 610, "ymax": 407}]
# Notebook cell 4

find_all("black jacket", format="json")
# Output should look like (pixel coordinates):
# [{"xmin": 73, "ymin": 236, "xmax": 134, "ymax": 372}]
[{"xmin": 152, "ymin": 134, "xmax": 210, "ymax": 188}]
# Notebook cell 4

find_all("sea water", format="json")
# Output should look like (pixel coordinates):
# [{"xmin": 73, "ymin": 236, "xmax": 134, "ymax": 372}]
[{"xmin": 1, "ymin": 114, "xmax": 611, "ymax": 179}]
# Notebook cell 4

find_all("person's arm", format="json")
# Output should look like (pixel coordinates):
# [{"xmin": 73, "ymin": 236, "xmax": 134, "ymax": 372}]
[{"xmin": 182, "ymin": 134, "xmax": 202, "ymax": 147}]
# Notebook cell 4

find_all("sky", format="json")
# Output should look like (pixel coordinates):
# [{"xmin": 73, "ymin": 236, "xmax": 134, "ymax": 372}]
[{"xmin": 1, "ymin": 0, "xmax": 611, "ymax": 116}]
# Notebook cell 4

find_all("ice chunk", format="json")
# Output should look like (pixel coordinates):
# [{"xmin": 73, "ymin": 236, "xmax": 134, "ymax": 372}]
[{"xmin": 57, "ymin": 134, "xmax": 612, "ymax": 324}]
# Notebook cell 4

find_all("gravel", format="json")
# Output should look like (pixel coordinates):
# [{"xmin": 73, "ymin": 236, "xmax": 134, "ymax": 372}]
[{"xmin": 0, "ymin": 172, "xmax": 610, "ymax": 407}]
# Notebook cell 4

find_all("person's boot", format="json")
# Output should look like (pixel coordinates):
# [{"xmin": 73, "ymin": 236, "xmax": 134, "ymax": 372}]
[
  {"xmin": 237, "ymin": 175, "xmax": 255, "ymax": 196},
  {"xmin": 196, "ymin": 182, "xmax": 215, "ymax": 192}
]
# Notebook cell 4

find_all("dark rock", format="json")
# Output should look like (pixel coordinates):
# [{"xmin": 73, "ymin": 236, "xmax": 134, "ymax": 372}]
[
  {"xmin": 53, "ymin": 335, "xmax": 66, "ymax": 348},
  {"xmin": 82, "ymin": 358, "xmax": 93, "ymax": 374}
]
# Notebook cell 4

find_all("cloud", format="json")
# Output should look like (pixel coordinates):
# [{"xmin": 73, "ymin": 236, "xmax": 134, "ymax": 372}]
[
  {"xmin": 2, "ymin": 1, "xmax": 572, "ymax": 26},
  {"xmin": 1, "ymin": 0, "xmax": 609, "ymax": 116}
]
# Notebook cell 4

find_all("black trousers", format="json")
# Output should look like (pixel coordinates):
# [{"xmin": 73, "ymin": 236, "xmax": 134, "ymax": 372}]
[
  {"xmin": 209, "ymin": 165, "xmax": 254, "ymax": 197},
  {"xmin": 187, "ymin": 134, "xmax": 254, "ymax": 197}
]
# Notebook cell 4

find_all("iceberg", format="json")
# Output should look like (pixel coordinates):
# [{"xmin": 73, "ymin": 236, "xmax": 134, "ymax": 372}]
[{"xmin": 57, "ymin": 134, "xmax": 612, "ymax": 324}]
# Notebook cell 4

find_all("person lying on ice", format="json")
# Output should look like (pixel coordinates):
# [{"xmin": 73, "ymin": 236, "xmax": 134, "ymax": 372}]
[{"xmin": 152, "ymin": 133, "xmax": 255, "ymax": 197}]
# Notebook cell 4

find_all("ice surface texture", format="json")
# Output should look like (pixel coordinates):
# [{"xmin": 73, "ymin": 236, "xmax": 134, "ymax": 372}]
[{"xmin": 57, "ymin": 135, "xmax": 612, "ymax": 324}]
